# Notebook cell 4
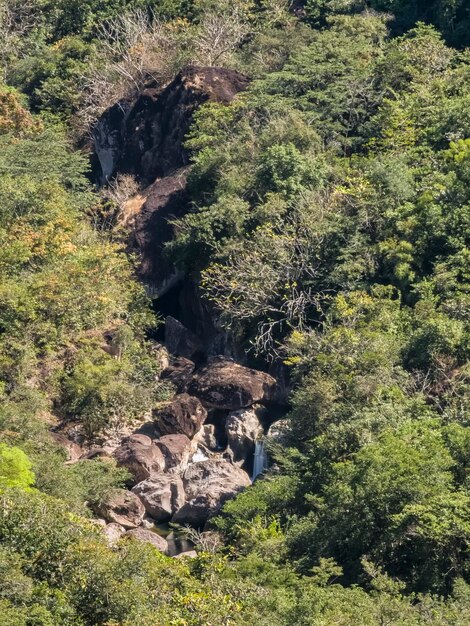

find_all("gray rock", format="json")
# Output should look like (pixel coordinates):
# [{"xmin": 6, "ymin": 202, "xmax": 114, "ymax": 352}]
[
  {"xmin": 132, "ymin": 474, "xmax": 186, "ymax": 522},
  {"xmin": 103, "ymin": 523, "xmax": 125, "ymax": 546},
  {"xmin": 142, "ymin": 517, "xmax": 156, "ymax": 530},
  {"xmin": 94, "ymin": 490, "xmax": 145, "ymax": 529},
  {"xmin": 173, "ymin": 459, "xmax": 250, "ymax": 526},
  {"xmin": 225, "ymin": 407, "xmax": 264, "ymax": 465},
  {"xmin": 266, "ymin": 419, "xmax": 290, "ymax": 444},
  {"xmin": 151, "ymin": 342, "xmax": 170, "ymax": 373},
  {"xmin": 194, "ymin": 424, "xmax": 218, "ymax": 451},
  {"xmin": 93, "ymin": 101, "xmax": 127, "ymax": 184},
  {"xmin": 125, "ymin": 528, "xmax": 168, "ymax": 554},
  {"xmin": 173, "ymin": 550, "xmax": 198, "ymax": 559}
]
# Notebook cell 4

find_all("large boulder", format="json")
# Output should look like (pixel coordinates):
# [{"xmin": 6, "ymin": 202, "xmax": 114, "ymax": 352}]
[
  {"xmin": 124, "ymin": 434, "xmax": 153, "ymax": 445},
  {"xmin": 93, "ymin": 67, "xmax": 249, "ymax": 293},
  {"xmin": 125, "ymin": 528, "xmax": 168, "ymax": 554},
  {"xmin": 81, "ymin": 447, "xmax": 112, "ymax": 460},
  {"xmin": 188, "ymin": 359, "xmax": 277, "ymax": 410},
  {"xmin": 193, "ymin": 424, "xmax": 219, "ymax": 451},
  {"xmin": 160, "ymin": 356, "xmax": 196, "ymax": 392},
  {"xmin": 95, "ymin": 490, "xmax": 145, "ymax": 529},
  {"xmin": 132, "ymin": 168, "xmax": 190, "ymax": 291},
  {"xmin": 266, "ymin": 419, "xmax": 290, "ymax": 445},
  {"xmin": 173, "ymin": 459, "xmax": 250, "ymax": 526},
  {"xmin": 154, "ymin": 394, "xmax": 207, "ymax": 439},
  {"xmin": 94, "ymin": 66, "xmax": 250, "ymax": 184},
  {"xmin": 156, "ymin": 434, "xmax": 193, "ymax": 472},
  {"xmin": 173, "ymin": 550, "xmax": 198, "ymax": 559},
  {"xmin": 164, "ymin": 316, "xmax": 203, "ymax": 360},
  {"xmin": 103, "ymin": 522, "xmax": 125, "ymax": 546},
  {"xmin": 113, "ymin": 434, "xmax": 165, "ymax": 484},
  {"xmin": 225, "ymin": 407, "xmax": 265, "ymax": 465},
  {"xmin": 132, "ymin": 474, "xmax": 185, "ymax": 522}
]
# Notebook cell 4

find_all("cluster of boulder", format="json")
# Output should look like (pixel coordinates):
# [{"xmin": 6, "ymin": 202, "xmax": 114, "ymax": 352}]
[
  {"xmin": 83, "ymin": 67, "xmax": 284, "ymax": 555},
  {"xmin": 82, "ymin": 353, "xmax": 278, "ymax": 554}
]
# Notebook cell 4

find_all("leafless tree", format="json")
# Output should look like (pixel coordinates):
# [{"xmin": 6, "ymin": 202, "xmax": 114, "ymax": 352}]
[
  {"xmin": 193, "ymin": 7, "xmax": 250, "ymax": 67},
  {"xmin": 88, "ymin": 173, "xmax": 141, "ymax": 233},
  {"xmin": 74, "ymin": 4, "xmax": 253, "ymax": 132},
  {"xmin": 182, "ymin": 526, "xmax": 221, "ymax": 553},
  {"xmin": 202, "ymin": 190, "xmax": 336, "ymax": 358},
  {"xmin": 101, "ymin": 173, "xmax": 140, "ymax": 210},
  {"xmin": 0, "ymin": 0, "xmax": 42, "ymax": 80},
  {"xmin": 77, "ymin": 10, "xmax": 192, "ymax": 132}
]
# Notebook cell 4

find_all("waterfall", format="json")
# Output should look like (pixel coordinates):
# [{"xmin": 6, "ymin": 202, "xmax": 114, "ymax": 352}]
[
  {"xmin": 190, "ymin": 448, "xmax": 209, "ymax": 464},
  {"xmin": 252, "ymin": 440, "xmax": 268, "ymax": 482}
]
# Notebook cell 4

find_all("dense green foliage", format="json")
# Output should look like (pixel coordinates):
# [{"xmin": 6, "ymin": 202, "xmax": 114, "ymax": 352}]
[
  {"xmin": 0, "ymin": 1, "xmax": 469, "ymax": 624},
  {"xmin": 304, "ymin": 1, "xmax": 470, "ymax": 47},
  {"xmin": 0, "ymin": 443, "xmax": 35, "ymax": 489},
  {"xmin": 171, "ymin": 1, "xmax": 470, "ymax": 609}
]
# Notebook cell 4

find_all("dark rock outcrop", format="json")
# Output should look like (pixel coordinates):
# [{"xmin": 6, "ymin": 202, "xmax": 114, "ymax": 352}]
[
  {"xmin": 132, "ymin": 167, "xmax": 190, "ymax": 291},
  {"xmin": 154, "ymin": 393, "xmax": 207, "ymax": 439},
  {"xmin": 94, "ymin": 66, "xmax": 249, "ymax": 294},
  {"xmin": 188, "ymin": 359, "xmax": 278, "ymax": 410},
  {"xmin": 177, "ymin": 277, "xmax": 241, "ymax": 360},
  {"xmin": 88, "ymin": 67, "xmax": 284, "ymax": 536},
  {"xmin": 164, "ymin": 316, "xmax": 203, "ymax": 360},
  {"xmin": 94, "ymin": 66, "xmax": 249, "ymax": 184},
  {"xmin": 132, "ymin": 474, "xmax": 185, "ymax": 521},
  {"xmin": 93, "ymin": 101, "xmax": 127, "ymax": 184},
  {"xmin": 173, "ymin": 459, "xmax": 250, "ymax": 526},
  {"xmin": 161, "ymin": 356, "xmax": 196, "ymax": 392},
  {"xmin": 95, "ymin": 490, "xmax": 145, "ymax": 529}
]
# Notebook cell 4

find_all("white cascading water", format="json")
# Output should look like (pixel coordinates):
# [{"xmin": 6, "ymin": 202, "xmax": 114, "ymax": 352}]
[
  {"xmin": 190, "ymin": 448, "xmax": 209, "ymax": 464},
  {"xmin": 252, "ymin": 440, "xmax": 268, "ymax": 482}
]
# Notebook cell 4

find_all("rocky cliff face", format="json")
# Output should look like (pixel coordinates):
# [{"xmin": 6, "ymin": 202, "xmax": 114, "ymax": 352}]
[
  {"xmin": 94, "ymin": 65, "xmax": 249, "ymax": 315},
  {"xmin": 93, "ymin": 65, "xmax": 251, "ymax": 363},
  {"xmin": 94, "ymin": 66, "xmax": 249, "ymax": 185},
  {"xmin": 131, "ymin": 167, "xmax": 191, "ymax": 295},
  {"xmin": 59, "ymin": 352, "xmax": 286, "ymax": 553},
  {"xmin": 79, "ymin": 67, "xmax": 288, "ymax": 550}
]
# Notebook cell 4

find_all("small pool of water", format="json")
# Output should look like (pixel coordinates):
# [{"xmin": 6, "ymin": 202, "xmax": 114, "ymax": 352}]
[{"xmin": 151, "ymin": 523, "xmax": 194, "ymax": 557}]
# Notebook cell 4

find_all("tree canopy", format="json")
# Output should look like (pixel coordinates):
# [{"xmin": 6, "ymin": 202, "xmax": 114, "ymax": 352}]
[{"xmin": 0, "ymin": 1, "xmax": 469, "ymax": 624}]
